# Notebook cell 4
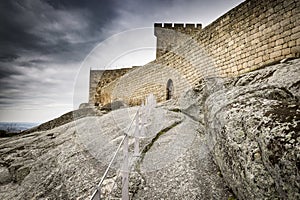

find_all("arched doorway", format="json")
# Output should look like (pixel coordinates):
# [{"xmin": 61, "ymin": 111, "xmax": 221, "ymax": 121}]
[{"xmin": 166, "ymin": 79, "xmax": 174, "ymax": 100}]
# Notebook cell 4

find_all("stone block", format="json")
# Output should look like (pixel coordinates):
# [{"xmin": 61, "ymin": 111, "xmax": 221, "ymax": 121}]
[
  {"xmin": 248, "ymin": 60, "xmax": 255, "ymax": 66},
  {"xmin": 238, "ymin": 63, "xmax": 245, "ymax": 70},
  {"xmin": 274, "ymin": 45, "xmax": 282, "ymax": 52},
  {"xmin": 280, "ymin": 18, "xmax": 291, "ymax": 27},
  {"xmin": 291, "ymin": 32, "xmax": 300, "ymax": 41},
  {"xmin": 275, "ymin": 38, "xmax": 284, "ymax": 46},
  {"xmin": 251, "ymin": 38, "xmax": 260, "ymax": 45},
  {"xmin": 288, "ymin": 40, "xmax": 296, "ymax": 47},
  {"xmin": 292, "ymin": 16, "xmax": 300, "ymax": 26},
  {"xmin": 283, "ymin": 0, "xmax": 294, "ymax": 8},
  {"xmin": 262, "ymin": 53, "xmax": 270, "ymax": 61},
  {"xmin": 254, "ymin": 56, "xmax": 263, "ymax": 64},
  {"xmin": 271, "ymin": 22, "xmax": 281, "ymax": 32},
  {"xmin": 258, "ymin": 24, "xmax": 266, "ymax": 31},
  {"xmin": 282, "ymin": 43, "xmax": 288, "ymax": 48},
  {"xmin": 270, "ymin": 50, "xmax": 282, "ymax": 59},
  {"xmin": 291, "ymin": 46, "xmax": 300, "ymax": 54},
  {"xmin": 258, "ymin": 51, "xmax": 265, "ymax": 56},
  {"xmin": 292, "ymin": 26, "xmax": 300, "ymax": 34},
  {"xmin": 297, "ymin": 38, "xmax": 300, "ymax": 46},
  {"xmin": 282, "ymin": 48, "xmax": 291, "ymax": 55}
]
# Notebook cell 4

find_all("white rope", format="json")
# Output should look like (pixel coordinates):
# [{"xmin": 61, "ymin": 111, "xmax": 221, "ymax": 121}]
[
  {"xmin": 91, "ymin": 94, "xmax": 156, "ymax": 200},
  {"xmin": 90, "ymin": 109, "xmax": 140, "ymax": 200}
]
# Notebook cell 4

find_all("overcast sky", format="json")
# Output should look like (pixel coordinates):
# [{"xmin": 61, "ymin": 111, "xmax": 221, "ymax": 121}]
[{"xmin": 0, "ymin": 0, "xmax": 244, "ymax": 123}]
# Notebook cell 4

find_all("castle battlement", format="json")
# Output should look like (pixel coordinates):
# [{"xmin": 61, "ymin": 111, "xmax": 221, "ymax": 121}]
[
  {"xmin": 154, "ymin": 23, "xmax": 202, "ymax": 29},
  {"xmin": 154, "ymin": 23, "xmax": 202, "ymax": 58}
]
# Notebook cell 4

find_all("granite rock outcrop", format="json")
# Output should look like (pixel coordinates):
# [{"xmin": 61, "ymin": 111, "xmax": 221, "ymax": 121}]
[{"xmin": 202, "ymin": 58, "xmax": 300, "ymax": 199}]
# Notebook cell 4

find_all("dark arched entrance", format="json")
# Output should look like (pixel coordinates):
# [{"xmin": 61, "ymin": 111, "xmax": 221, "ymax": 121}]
[{"xmin": 166, "ymin": 79, "xmax": 174, "ymax": 100}]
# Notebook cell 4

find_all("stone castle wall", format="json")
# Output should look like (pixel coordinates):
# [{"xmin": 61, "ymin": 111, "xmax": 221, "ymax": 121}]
[
  {"xmin": 89, "ymin": 70, "xmax": 103, "ymax": 104},
  {"xmin": 154, "ymin": 23, "xmax": 202, "ymax": 58},
  {"xmin": 89, "ymin": 68, "xmax": 133, "ymax": 105},
  {"xmin": 91, "ymin": 0, "xmax": 300, "ymax": 106},
  {"xmin": 102, "ymin": 61, "xmax": 193, "ymax": 105},
  {"xmin": 194, "ymin": 0, "xmax": 300, "ymax": 76}
]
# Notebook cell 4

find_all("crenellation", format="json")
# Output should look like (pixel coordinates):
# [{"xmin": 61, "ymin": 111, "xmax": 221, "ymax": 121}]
[
  {"xmin": 163, "ymin": 23, "xmax": 172, "ymax": 28},
  {"xmin": 173, "ymin": 23, "xmax": 184, "ymax": 28},
  {"xmin": 154, "ymin": 22, "xmax": 203, "ymax": 58},
  {"xmin": 154, "ymin": 23, "xmax": 163, "ymax": 27},
  {"xmin": 185, "ymin": 23, "xmax": 195, "ymax": 28},
  {"xmin": 155, "ymin": 23, "xmax": 202, "ymax": 29}
]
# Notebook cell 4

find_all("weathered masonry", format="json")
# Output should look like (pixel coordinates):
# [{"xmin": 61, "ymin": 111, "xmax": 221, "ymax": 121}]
[
  {"xmin": 89, "ymin": 68, "xmax": 134, "ymax": 105},
  {"xmin": 89, "ymin": 0, "xmax": 300, "ymax": 106}
]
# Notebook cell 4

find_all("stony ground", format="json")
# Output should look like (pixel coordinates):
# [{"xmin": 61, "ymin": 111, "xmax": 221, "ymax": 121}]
[
  {"xmin": 0, "ymin": 58, "xmax": 299, "ymax": 199},
  {"xmin": 0, "ymin": 103, "xmax": 233, "ymax": 199}
]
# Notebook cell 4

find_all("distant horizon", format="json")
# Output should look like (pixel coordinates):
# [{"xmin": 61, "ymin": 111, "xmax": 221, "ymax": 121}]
[
  {"xmin": 0, "ymin": 121, "xmax": 41, "ymax": 124},
  {"xmin": 0, "ymin": 121, "xmax": 40, "ymax": 133},
  {"xmin": 0, "ymin": 107, "xmax": 74, "ymax": 123},
  {"xmin": 0, "ymin": 121, "xmax": 40, "ymax": 124}
]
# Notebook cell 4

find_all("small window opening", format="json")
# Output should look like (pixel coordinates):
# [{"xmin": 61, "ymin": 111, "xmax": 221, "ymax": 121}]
[{"xmin": 166, "ymin": 79, "xmax": 174, "ymax": 100}]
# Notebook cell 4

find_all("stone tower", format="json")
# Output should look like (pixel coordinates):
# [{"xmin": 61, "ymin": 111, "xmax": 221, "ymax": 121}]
[{"xmin": 154, "ymin": 23, "xmax": 202, "ymax": 58}]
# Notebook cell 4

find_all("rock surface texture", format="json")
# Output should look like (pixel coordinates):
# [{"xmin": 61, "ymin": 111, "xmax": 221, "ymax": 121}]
[
  {"xmin": 203, "ymin": 59, "xmax": 300, "ymax": 199},
  {"xmin": 0, "ymin": 59, "xmax": 299, "ymax": 200},
  {"xmin": 0, "ymin": 106, "xmax": 233, "ymax": 199}
]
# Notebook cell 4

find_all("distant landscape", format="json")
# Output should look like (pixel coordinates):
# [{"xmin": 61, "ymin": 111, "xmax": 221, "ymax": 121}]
[{"xmin": 0, "ymin": 122, "xmax": 39, "ymax": 133}]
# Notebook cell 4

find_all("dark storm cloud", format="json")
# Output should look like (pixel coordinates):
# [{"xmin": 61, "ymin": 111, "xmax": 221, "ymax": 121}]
[
  {"xmin": 0, "ymin": 0, "xmax": 120, "ymax": 110},
  {"xmin": 0, "ymin": 54, "xmax": 20, "ymax": 63},
  {"xmin": 0, "ymin": 0, "xmax": 119, "ymax": 61},
  {"xmin": 0, "ymin": 65, "xmax": 22, "ymax": 79}
]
